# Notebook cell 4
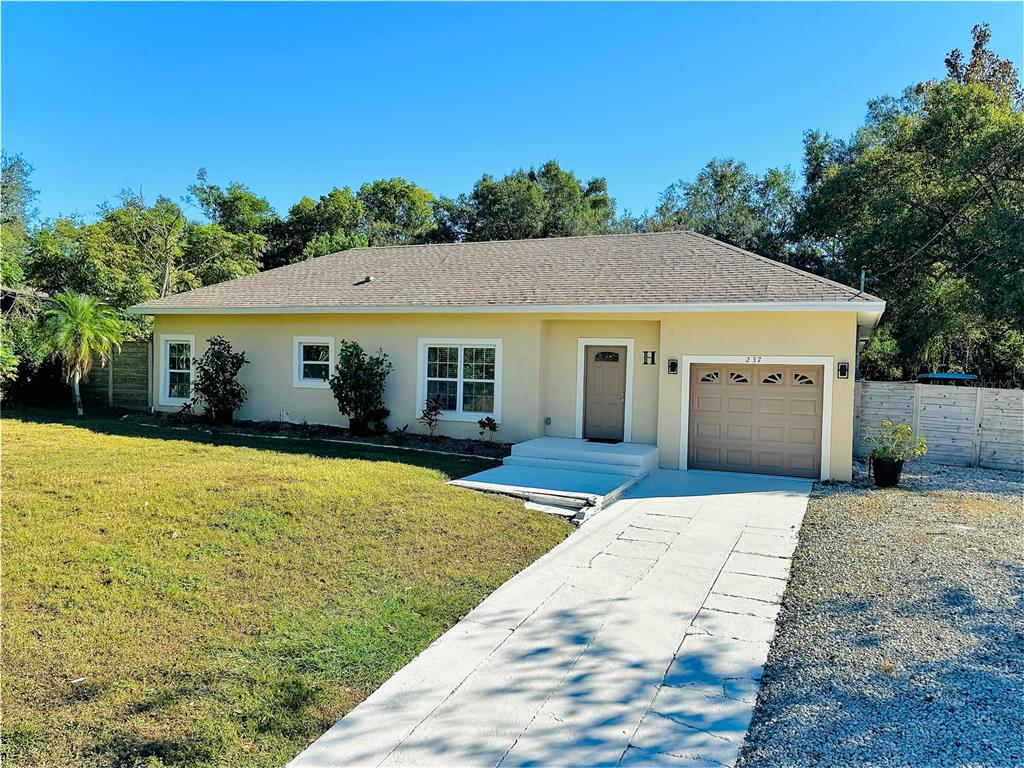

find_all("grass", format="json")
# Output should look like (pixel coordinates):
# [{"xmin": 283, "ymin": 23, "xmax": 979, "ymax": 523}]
[{"xmin": 1, "ymin": 409, "xmax": 572, "ymax": 768}]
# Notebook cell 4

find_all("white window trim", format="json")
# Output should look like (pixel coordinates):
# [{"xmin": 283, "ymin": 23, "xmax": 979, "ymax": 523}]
[
  {"xmin": 293, "ymin": 336, "xmax": 335, "ymax": 389},
  {"xmin": 416, "ymin": 338, "xmax": 502, "ymax": 423},
  {"xmin": 678, "ymin": 355, "xmax": 834, "ymax": 481},
  {"xmin": 158, "ymin": 334, "xmax": 196, "ymax": 407},
  {"xmin": 574, "ymin": 337, "xmax": 635, "ymax": 442}
]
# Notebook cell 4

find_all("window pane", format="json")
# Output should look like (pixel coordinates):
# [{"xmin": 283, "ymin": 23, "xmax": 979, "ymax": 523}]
[
  {"xmin": 463, "ymin": 347, "xmax": 495, "ymax": 381},
  {"xmin": 302, "ymin": 362, "xmax": 329, "ymax": 381},
  {"xmin": 427, "ymin": 379, "xmax": 457, "ymax": 411},
  {"xmin": 427, "ymin": 346, "xmax": 459, "ymax": 379},
  {"xmin": 168, "ymin": 343, "xmax": 191, "ymax": 371},
  {"xmin": 302, "ymin": 344, "xmax": 329, "ymax": 363},
  {"xmin": 168, "ymin": 371, "xmax": 191, "ymax": 399},
  {"xmin": 594, "ymin": 351, "xmax": 619, "ymax": 362},
  {"xmin": 462, "ymin": 381, "xmax": 495, "ymax": 413}
]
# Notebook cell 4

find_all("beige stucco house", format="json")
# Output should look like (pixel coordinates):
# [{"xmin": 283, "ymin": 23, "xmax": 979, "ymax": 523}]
[{"xmin": 130, "ymin": 231, "xmax": 884, "ymax": 481}]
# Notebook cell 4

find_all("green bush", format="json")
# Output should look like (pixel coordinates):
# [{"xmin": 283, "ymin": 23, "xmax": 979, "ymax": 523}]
[
  {"xmin": 192, "ymin": 336, "xmax": 248, "ymax": 423},
  {"xmin": 329, "ymin": 340, "xmax": 392, "ymax": 435}
]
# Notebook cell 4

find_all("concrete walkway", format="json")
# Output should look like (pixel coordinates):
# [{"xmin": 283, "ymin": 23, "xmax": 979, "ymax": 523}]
[{"xmin": 290, "ymin": 470, "xmax": 812, "ymax": 768}]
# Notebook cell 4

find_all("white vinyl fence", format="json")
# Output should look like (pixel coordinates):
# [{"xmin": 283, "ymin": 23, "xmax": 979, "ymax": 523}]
[{"xmin": 854, "ymin": 381, "xmax": 1024, "ymax": 472}]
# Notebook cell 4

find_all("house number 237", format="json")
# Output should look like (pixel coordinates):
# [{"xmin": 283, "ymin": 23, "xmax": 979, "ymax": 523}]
[{"xmin": 745, "ymin": 356, "xmax": 763, "ymax": 363}]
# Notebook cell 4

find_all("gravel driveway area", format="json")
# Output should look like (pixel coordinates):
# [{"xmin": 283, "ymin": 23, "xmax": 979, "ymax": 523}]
[{"xmin": 739, "ymin": 462, "xmax": 1023, "ymax": 768}]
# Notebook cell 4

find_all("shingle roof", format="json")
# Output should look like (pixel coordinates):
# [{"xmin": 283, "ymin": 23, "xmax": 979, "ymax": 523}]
[{"xmin": 132, "ymin": 230, "xmax": 882, "ymax": 313}]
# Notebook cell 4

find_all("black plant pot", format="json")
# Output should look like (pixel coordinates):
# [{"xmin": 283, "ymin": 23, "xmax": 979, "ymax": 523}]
[
  {"xmin": 872, "ymin": 457, "xmax": 904, "ymax": 488},
  {"xmin": 212, "ymin": 408, "xmax": 234, "ymax": 424},
  {"xmin": 348, "ymin": 418, "xmax": 369, "ymax": 436}
]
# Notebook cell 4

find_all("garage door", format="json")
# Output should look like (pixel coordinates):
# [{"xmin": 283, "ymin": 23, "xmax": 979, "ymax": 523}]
[{"xmin": 688, "ymin": 363, "xmax": 824, "ymax": 478}]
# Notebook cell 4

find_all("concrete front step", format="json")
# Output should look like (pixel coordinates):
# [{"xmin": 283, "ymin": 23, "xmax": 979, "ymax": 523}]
[
  {"xmin": 510, "ymin": 437, "xmax": 659, "ymax": 473},
  {"xmin": 503, "ymin": 455, "xmax": 646, "ymax": 477}
]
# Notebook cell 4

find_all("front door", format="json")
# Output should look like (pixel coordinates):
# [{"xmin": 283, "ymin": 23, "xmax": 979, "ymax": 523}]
[{"xmin": 584, "ymin": 345, "xmax": 627, "ymax": 441}]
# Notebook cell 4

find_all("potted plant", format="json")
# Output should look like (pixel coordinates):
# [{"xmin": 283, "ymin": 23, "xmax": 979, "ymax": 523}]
[{"xmin": 866, "ymin": 419, "xmax": 927, "ymax": 488}]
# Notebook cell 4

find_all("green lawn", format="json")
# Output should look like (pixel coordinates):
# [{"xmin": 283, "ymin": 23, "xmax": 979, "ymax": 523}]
[{"xmin": 1, "ymin": 410, "xmax": 571, "ymax": 768}]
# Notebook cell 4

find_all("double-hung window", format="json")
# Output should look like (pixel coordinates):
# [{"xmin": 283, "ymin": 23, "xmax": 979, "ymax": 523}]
[
  {"xmin": 293, "ymin": 336, "xmax": 334, "ymax": 388},
  {"xmin": 419, "ymin": 339, "xmax": 502, "ymax": 421},
  {"xmin": 160, "ymin": 334, "xmax": 195, "ymax": 407}
]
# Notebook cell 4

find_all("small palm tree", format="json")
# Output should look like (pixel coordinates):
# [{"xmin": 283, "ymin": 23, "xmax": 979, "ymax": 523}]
[{"xmin": 41, "ymin": 292, "xmax": 124, "ymax": 417}]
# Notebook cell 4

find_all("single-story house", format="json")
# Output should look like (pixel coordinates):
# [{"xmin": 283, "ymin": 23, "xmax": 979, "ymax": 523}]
[{"xmin": 130, "ymin": 231, "xmax": 884, "ymax": 481}]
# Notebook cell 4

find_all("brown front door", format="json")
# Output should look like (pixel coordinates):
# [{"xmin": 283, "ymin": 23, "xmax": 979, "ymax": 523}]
[
  {"xmin": 688, "ymin": 363, "xmax": 824, "ymax": 478},
  {"xmin": 584, "ymin": 346, "xmax": 627, "ymax": 441}
]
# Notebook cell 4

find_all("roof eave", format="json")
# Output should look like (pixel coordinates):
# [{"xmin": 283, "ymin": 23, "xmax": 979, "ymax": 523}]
[{"xmin": 129, "ymin": 299, "xmax": 886, "ymax": 318}]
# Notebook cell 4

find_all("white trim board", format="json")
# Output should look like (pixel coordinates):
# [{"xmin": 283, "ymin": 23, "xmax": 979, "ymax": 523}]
[
  {"xmin": 158, "ymin": 334, "xmax": 196, "ymax": 408},
  {"xmin": 292, "ymin": 336, "xmax": 335, "ymax": 389},
  {"xmin": 415, "ymin": 338, "xmax": 503, "ymax": 423},
  {"xmin": 131, "ymin": 300, "xmax": 885, "ymax": 318},
  {"xmin": 678, "ymin": 355, "xmax": 834, "ymax": 481},
  {"xmin": 575, "ymin": 338, "xmax": 635, "ymax": 443}
]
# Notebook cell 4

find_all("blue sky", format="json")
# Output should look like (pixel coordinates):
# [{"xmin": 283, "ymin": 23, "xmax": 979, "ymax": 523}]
[{"xmin": 3, "ymin": 2, "xmax": 1021, "ymax": 222}]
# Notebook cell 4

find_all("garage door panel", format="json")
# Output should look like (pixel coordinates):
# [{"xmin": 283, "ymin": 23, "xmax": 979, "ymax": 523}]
[
  {"xmin": 726, "ymin": 423, "xmax": 753, "ymax": 441},
  {"xmin": 695, "ymin": 421, "xmax": 721, "ymax": 439},
  {"xmin": 689, "ymin": 363, "xmax": 824, "ymax": 479},
  {"xmin": 696, "ymin": 395, "xmax": 721, "ymax": 412},
  {"xmin": 726, "ymin": 397, "xmax": 753, "ymax": 414}
]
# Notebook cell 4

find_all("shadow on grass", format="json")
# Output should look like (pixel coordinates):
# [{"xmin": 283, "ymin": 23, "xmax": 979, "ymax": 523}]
[{"xmin": 4, "ymin": 406, "xmax": 499, "ymax": 480}]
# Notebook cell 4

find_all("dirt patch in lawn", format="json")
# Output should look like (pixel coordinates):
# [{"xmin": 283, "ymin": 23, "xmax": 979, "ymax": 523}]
[{"xmin": 739, "ymin": 461, "xmax": 1024, "ymax": 767}]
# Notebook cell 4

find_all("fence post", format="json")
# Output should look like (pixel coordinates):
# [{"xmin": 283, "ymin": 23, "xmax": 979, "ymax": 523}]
[
  {"xmin": 971, "ymin": 388, "xmax": 984, "ymax": 467},
  {"xmin": 853, "ymin": 381, "xmax": 862, "ymax": 456},
  {"xmin": 911, "ymin": 383, "xmax": 922, "ymax": 442},
  {"xmin": 107, "ymin": 350, "xmax": 115, "ymax": 407},
  {"xmin": 147, "ymin": 339, "xmax": 154, "ymax": 411}
]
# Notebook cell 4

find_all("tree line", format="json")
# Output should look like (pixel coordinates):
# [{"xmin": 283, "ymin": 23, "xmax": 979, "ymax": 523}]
[{"xmin": 2, "ymin": 23, "xmax": 1021, "ymax": 393}]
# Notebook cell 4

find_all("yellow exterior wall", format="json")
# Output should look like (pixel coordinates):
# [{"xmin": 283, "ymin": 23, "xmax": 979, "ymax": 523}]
[
  {"xmin": 656, "ymin": 311, "xmax": 858, "ymax": 480},
  {"xmin": 540, "ymin": 318, "xmax": 661, "ymax": 444},
  {"xmin": 153, "ymin": 309, "xmax": 858, "ymax": 479}
]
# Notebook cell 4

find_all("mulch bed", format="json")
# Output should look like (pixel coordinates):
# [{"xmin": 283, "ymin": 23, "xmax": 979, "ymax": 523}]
[{"xmin": 120, "ymin": 412, "xmax": 512, "ymax": 459}]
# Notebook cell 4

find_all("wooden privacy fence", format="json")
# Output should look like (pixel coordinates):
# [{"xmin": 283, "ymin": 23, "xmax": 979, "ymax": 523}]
[
  {"xmin": 854, "ymin": 381, "xmax": 1023, "ymax": 472},
  {"xmin": 81, "ymin": 340, "xmax": 152, "ymax": 410}
]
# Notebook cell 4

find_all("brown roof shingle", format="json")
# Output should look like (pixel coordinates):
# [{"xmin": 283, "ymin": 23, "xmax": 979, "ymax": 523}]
[{"xmin": 132, "ymin": 230, "xmax": 881, "ymax": 312}]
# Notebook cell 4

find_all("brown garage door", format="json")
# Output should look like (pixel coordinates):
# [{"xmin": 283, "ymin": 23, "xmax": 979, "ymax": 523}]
[{"xmin": 688, "ymin": 363, "xmax": 824, "ymax": 478}]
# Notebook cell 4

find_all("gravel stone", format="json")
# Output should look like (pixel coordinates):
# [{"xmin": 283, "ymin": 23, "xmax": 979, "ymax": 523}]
[{"xmin": 738, "ymin": 461, "xmax": 1024, "ymax": 768}]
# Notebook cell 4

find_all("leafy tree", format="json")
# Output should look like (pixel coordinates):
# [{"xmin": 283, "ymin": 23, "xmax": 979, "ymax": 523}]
[
  {"xmin": 268, "ymin": 188, "xmax": 366, "ymax": 266},
  {"xmin": 40, "ymin": 292, "xmax": 123, "ymax": 416},
  {"xmin": 651, "ymin": 159, "xmax": 803, "ymax": 264},
  {"xmin": 191, "ymin": 335, "xmax": 249, "ymax": 423},
  {"xmin": 434, "ymin": 161, "xmax": 614, "ymax": 243},
  {"xmin": 800, "ymin": 77, "xmax": 1024, "ymax": 379},
  {"xmin": 1, "ymin": 152, "xmax": 36, "ymax": 288},
  {"xmin": 944, "ymin": 23, "xmax": 1022, "ymax": 106},
  {"xmin": 357, "ymin": 178, "xmax": 435, "ymax": 245},
  {"xmin": 328, "ymin": 340, "xmax": 392, "ymax": 435},
  {"xmin": 188, "ymin": 169, "xmax": 278, "ymax": 267}
]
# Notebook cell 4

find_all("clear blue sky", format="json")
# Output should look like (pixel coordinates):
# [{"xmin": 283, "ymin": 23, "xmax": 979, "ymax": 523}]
[{"xmin": 3, "ymin": 2, "xmax": 1021, "ymax": 222}]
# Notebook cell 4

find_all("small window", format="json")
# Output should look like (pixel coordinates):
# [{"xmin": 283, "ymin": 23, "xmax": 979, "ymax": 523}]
[
  {"xmin": 160, "ymin": 335, "xmax": 195, "ymax": 406},
  {"xmin": 699, "ymin": 370, "xmax": 719, "ymax": 383},
  {"xmin": 293, "ymin": 337, "xmax": 335, "ymax": 388},
  {"xmin": 167, "ymin": 343, "xmax": 192, "ymax": 399},
  {"xmin": 761, "ymin": 372, "xmax": 784, "ymax": 384},
  {"xmin": 594, "ymin": 351, "xmax": 620, "ymax": 362},
  {"xmin": 729, "ymin": 371, "xmax": 750, "ymax": 384},
  {"xmin": 300, "ymin": 344, "xmax": 330, "ymax": 381},
  {"xmin": 793, "ymin": 372, "xmax": 815, "ymax": 385}
]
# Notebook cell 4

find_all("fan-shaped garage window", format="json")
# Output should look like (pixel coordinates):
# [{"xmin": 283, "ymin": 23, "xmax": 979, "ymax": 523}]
[
  {"xmin": 699, "ymin": 370, "xmax": 719, "ymax": 383},
  {"xmin": 729, "ymin": 371, "xmax": 750, "ymax": 384},
  {"xmin": 594, "ymin": 351, "xmax": 620, "ymax": 362},
  {"xmin": 761, "ymin": 372, "xmax": 784, "ymax": 384},
  {"xmin": 793, "ymin": 372, "xmax": 815, "ymax": 385}
]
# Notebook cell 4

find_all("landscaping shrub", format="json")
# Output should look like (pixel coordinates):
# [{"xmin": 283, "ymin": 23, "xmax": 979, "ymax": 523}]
[
  {"xmin": 192, "ymin": 335, "xmax": 249, "ymax": 423},
  {"xmin": 329, "ymin": 340, "xmax": 392, "ymax": 436}
]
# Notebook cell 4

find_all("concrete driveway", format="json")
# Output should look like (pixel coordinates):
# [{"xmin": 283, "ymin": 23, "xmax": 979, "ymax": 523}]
[{"xmin": 290, "ymin": 469, "xmax": 812, "ymax": 768}]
